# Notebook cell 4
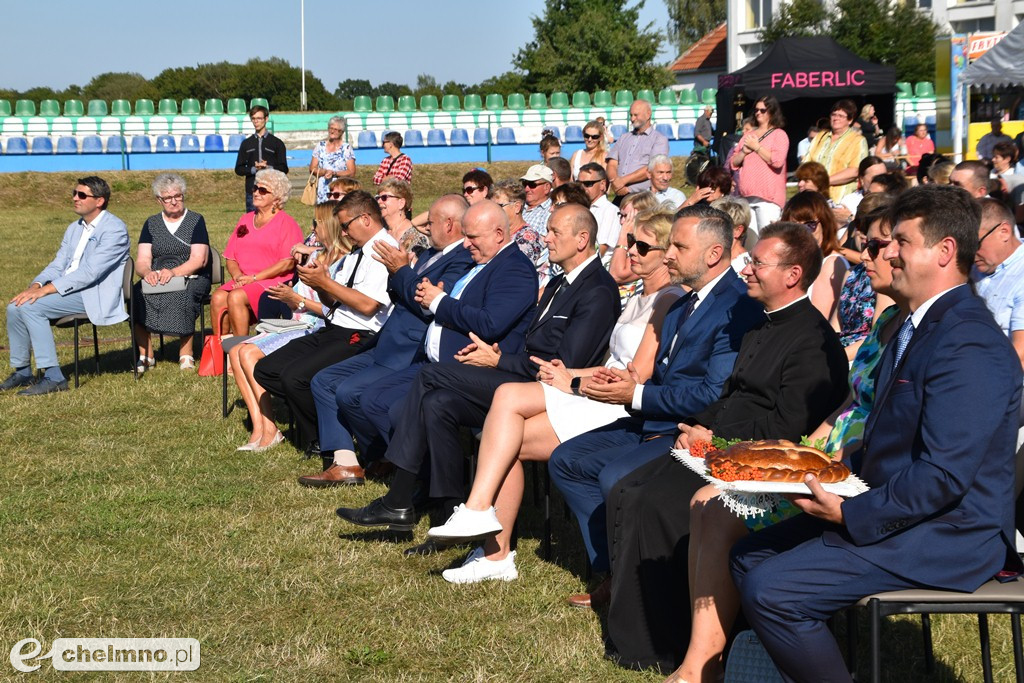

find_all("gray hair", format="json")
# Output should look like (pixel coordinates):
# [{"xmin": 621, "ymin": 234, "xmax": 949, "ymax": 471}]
[
  {"xmin": 710, "ymin": 196, "xmax": 751, "ymax": 231},
  {"xmin": 648, "ymin": 154, "xmax": 672, "ymax": 172},
  {"xmin": 329, "ymin": 115, "xmax": 347, "ymax": 132},
  {"xmin": 254, "ymin": 169, "xmax": 291, "ymax": 205},
  {"xmin": 152, "ymin": 173, "xmax": 186, "ymax": 198},
  {"xmin": 675, "ymin": 203, "xmax": 733, "ymax": 254}
]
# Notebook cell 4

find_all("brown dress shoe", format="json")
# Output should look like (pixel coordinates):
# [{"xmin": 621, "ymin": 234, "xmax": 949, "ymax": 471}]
[
  {"xmin": 297, "ymin": 464, "xmax": 365, "ymax": 488},
  {"xmin": 567, "ymin": 576, "xmax": 611, "ymax": 609}
]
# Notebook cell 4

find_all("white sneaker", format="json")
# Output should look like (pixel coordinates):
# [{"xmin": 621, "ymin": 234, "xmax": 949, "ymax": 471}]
[
  {"xmin": 442, "ymin": 547, "xmax": 518, "ymax": 584},
  {"xmin": 428, "ymin": 504, "xmax": 503, "ymax": 542}
]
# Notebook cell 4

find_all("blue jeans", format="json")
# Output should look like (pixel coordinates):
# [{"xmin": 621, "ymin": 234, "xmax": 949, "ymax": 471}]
[{"xmin": 6, "ymin": 290, "xmax": 86, "ymax": 380}]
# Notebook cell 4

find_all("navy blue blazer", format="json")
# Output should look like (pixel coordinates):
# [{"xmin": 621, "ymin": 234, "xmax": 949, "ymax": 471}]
[
  {"xmin": 640, "ymin": 269, "xmax": 764, "ymax": 434},
  {"xmin": 430, "ymin": 243, "xmax": 539, "ymax": 363},
  {"xmin": 497, "ymin": 256, "xmax": 620, "ymax": 380},
  {"xmin": 372, "ymin": 245, "xmax": 474, "ymax": 370},
  {"xmin": 833, "ymin": 285, "xmax": 1024, "ymax": 591}
]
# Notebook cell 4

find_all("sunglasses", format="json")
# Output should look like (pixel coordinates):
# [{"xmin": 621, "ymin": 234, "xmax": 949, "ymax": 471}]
[
  {"xmin": 253, "ymin": 186, "xmax": 272, "ymax": 196},
  {"xmin": 579, "ymin": 179, "xmax": 604, "ymax": 188},
  {"xmin": 753, "ymin": 107, "xmax": 768, "ymax": 113},
  {"xmin": 627, "ymin": 234, "xmax": 665, "ymax": 257},
  {"xmin": 340, "ymin": 213, "xmax": 367, "ymax": 232},
  {"xmin": 864, "ymin": 238, "xmax": 892, "ymax": 259},
  {"xmin": 462, "ymin": 185, "xmax": 483, "ymax": 194},
  {"xmin": 522, "ymin": 180, "xmax": 547, "ymax": 189},
  {"xmin": 375, "ymin": 194, "xmax": 398, "ymax": 202},
  {"xmin": 72, "ymin": 190, "xmax": 96, "ymax": 200},
  {"xmin": 583, "ymin": 133, "xmax": 601, "ymax": 140},
  {"xmin": 327, "ymin": 191, "xmax": 344, "ymax": 199}
]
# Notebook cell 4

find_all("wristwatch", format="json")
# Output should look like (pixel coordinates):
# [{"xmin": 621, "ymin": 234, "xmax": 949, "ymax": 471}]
[{"xmin": 571, "ymin": 376, "xmax": 583, "ymax": 396}]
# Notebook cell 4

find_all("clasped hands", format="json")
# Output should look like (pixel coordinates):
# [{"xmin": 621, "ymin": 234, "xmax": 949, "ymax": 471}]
[
  {"xmin": 266, "ymin": 283, "xmax": 300, "ymax": 307},
  {"xmin": 455, "ymin": 332, "xmax": 501, "ymax": 368},
  {"xmin": 143, "ymin": 268, "xmax": 175, "ymax": 286},
  {"xmin": 414, "ymin": 277, "xmax": 444, "ymax": 308},
  {"xmin": 296, "ymin": 260, "xmax": 330, "ymax": 288}
]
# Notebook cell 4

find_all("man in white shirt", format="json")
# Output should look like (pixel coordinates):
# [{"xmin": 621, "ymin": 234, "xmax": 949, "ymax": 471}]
[
  {"xmin": 520, "ymin": 164, "xmax": 554, "ymax": 236},
  {"xmin": 647, "ymin": 154, "xmax": 686, "ymax": 209},
  {"xmin": 4, "ymin": 176, "xmax": 129, "ymax": 395},
  {"xmin": 578, "ymin": 162, "xmax": 620, "ymax": 261}
]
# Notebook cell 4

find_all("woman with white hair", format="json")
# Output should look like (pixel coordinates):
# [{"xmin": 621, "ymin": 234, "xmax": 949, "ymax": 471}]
[
  {"xmin": 133, "ymin": 173, "xmax": 211, "ymax": 371},
  {"xmin": 309, "ymin": 116, "xmax": 356, "ymax": 202}
]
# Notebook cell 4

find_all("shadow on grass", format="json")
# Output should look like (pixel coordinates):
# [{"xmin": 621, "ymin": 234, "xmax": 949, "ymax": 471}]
[
  {"xmin": 839, "ymin": 610, "xmax": 965, "ymax": 682},
  {"xmin": 336, "ymin": 528, "xmax": 414, "ymax": 544}
]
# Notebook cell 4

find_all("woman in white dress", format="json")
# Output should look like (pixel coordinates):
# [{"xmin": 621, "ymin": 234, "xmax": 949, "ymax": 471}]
[{"xmin": 428, "ymin": 206, "xmax": 684, "ymax": 582}]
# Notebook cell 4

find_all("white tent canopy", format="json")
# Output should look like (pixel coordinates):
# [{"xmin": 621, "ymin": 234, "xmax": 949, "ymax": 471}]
[{"xmin": 962, "ymin": 23, "xmax": 1024, "ymax": 88}]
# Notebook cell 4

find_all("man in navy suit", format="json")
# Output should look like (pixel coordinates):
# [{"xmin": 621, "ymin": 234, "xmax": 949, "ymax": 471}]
[
  {"xmin": 336, "ymin": 203, "xmax": 620, "ymax": 532},
  {"xmin": 4, "ymin": 176, "xmax": 129, "ymax": 395},
  {"xmin": 298, "ymin": 194, "xmax": 476, "ymax": 487},
  {"xmin": 732, "ymin": 185, "xmax": 1024, "ymax": 683},
  {"xmin": 547, "ymin": 205, "xmax": 763, "ymax": 605}
]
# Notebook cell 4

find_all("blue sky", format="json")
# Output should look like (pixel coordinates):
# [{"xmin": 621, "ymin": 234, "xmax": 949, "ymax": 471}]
[{"xmin": 4, "ymin": 1, "xmax": 675, "ymax": 93}]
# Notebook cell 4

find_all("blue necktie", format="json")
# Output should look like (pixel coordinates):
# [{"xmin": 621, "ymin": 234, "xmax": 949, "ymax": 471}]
[
  {"xmin": 891, "ymin": 317, "xmax": 915, "ymax": 371},
  {"xmin": 449, "ymin": 263, "xmax": 485, "ymax": 299}
]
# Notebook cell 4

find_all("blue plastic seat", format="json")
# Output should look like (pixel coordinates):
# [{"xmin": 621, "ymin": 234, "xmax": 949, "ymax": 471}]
[
  {"xmin": 31, "ymin": 137, "xmax": 54, "ymax": 154},
  {"xmin": 564, "ymin": 126, "xmax": 583, "ymax": 143},
  {"xmin": 678, "ymin": 123, "xmax": 695, "ymax": 139},
  {"xmin": 204, "ymin": 134, "xmax": 224, "ymax": 152},
  {"xmin": 5, "ymin": 137, "xmax": 28, "ymax": 154},
  {"xmin": 544, "ymin": 126, "xmax": 560, "ymax": 140},
  {"xmin": 180, "ymin": 135, "xmax": 200, "ymax": 152},
  {"xmin": 404, "ymin": 130, "xmax": 424, "ymax": 147},
  {"xmin": 903, "ymin": 115, "xmax": 918, "ymax": 128},
  {"xmin": 56, "ymin": 137, "xmax": 78, "ymax": 154},
  {"xmin": 131, "ymin": 136, "xmax": 152, "ymax": 153},
  {"xmin": 449, "ymin": 128, "xmax": 470, "ymax": 146},
  {"xmin": 611, "ymin": 125, "xmax": 627, "ymax": 140},
  {"xmin": 472, "ymin": 128, "xmax": 490, "ymax": 145},
  {"xmin": 656, "ymin": 123, "xmax": 675, "ymax": 140},
  {"xmin": 155, "ymin": 135, "xmax": 176, "ymax": 153},
  {"xmin": 496, "ymin": 127, "xmax": 516, "ymax": 145},
  {"xmin": 925, "ymin": 114, "xmax": 936, "ymax": 125},
  {"xmin": 81, "ymin": 135, "xmax": 104, "ymax": 154},
  {"xmin": 426, "ymin": 129, "xmax": 446, "ymax": 146},
  {"xmin": 357, "ymin": 130, "xmax": 377, "ymax": 148},
  {"xmin": 226, "ymin": 134, "xmax": 246, "ymax": 152},
  {"xmin": 106, "ymin": 136, "xmax": 125, "ymax": 153}
]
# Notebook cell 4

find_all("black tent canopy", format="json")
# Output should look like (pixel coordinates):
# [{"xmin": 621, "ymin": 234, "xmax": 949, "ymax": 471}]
[{"xmin": 715, "ymin": 37, "xmax": 897, "ymax": 168}]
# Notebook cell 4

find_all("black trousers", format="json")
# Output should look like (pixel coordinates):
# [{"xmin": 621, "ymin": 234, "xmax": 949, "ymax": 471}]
[{"xmin": 253, "ymin": 324, "xmax": 377, "ymax": 447}]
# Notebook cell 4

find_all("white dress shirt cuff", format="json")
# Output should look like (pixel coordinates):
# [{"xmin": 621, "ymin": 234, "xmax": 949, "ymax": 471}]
[
  {"xmin": 631, "ymin": 384, "xmax": 645, "ymax": 411},
  {"xmin": 428, "ymin": 292, "xmax": 447, "ymax": 314}
]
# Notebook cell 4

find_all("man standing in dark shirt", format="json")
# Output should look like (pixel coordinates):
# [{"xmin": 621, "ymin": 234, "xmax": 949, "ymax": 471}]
[{"xmin": 234, "ymin": 105, "xmax": 288, "ymax": 212}]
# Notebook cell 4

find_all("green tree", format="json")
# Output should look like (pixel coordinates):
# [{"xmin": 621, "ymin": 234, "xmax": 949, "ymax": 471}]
[
  {"xmin": 335, "ymin": 79, "xmax": 372, "ymax": 100},
  {"xmin": 441, "ymin": 81, "xmax": 468, "ymax": 96},
  {"xmin": 472, "ymin": 71, "xmax": 526, "ymax": 98},
  {"xmin": 757, "ymin": 0, "xmax": 827, "ymax": 43},
  {"xmin": 414, "ymin": 74, "xmax": 443, "ymax": 99},
  {"xmin": 514, "ymin": 0, "xmax": 671, "ymax": 93},
  {"xmin": 82, "ymin": 72, "xmax": 159, "ymax": 102},
  {"xmin": 373, "ymin": 82, "xmax": 413, "ymax": 100},
  {"xmin": 664, "ymin": 0, "xmax": 725, "ymax": 54}
]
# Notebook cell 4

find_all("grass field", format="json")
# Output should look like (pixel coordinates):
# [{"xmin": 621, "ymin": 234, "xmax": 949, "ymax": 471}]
[{"xmin": 0, "ymin": 165, "xmax": 1020, "ymax": 681}]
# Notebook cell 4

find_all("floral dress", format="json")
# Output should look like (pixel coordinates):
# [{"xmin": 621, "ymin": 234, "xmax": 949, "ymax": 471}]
[
  {"xmin": 838, "ymin": 262, "xmax": 875, "ymax": 347},
  {"xmin": 313, "ymin": 140, "xmax": 355, "ymax": 203},
  {"xmin": 512, "ymin": 223, "xmax": 549, "ymax": 287}
]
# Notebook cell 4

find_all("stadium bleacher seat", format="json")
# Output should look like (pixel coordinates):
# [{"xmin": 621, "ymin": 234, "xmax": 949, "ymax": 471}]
[
  {"xmin": 180, "ymin": 135, "xmax": 200, "ymax": 152},
  {"xmin": 593, "ymin": 90, "xmax": 613, "ymax": 108},
  {"xmin": 375, "ymin": 96, "xmax": 395, "ymax": 112},
  {"xmin": 450, "ymin": 128, "xmax": 470, "ymax": 146},
  {"xmin": 614, "ymin": 90, "xmax": 634, "ymax": 107},
  {"xmin": 218, "ymin": 116, "xmax": 240, "ymax": 135},
  {"xmin": 15, "ymin": 100, "xmax": 36, "ymax": 117},
  {"xmin": 925, "ymin": 114, "xmax": 936, "ymax": 125},
  {"xmin": 204, "ymin": 99, "xmax": 224, "ymax": 115},
  {"xmin": 679, "ymin": 90, "xmax": 698, "ymax": 105},
  {"xmin": 204, "ymin": 134, "xmax": 224, "ymax": 152},
  {"xmin": 700, "ymin": 88, "xmax": 717, "ymax": 104},
  {"xmin": 249, "ymin": 98, "xmax": 269, "ymax": 111},
  {"xmin": 398, "ymin": 95, "xmax": 417, "ymax": 112},
  {"xmin": 134, "ymin": 99, "xmax": 155, "ymax": 116},
  {"xmin": 31, "ymin": 137, "xmax": 53, "ymax": 154},
  {"xmin": 25, "ymin": 116, "xmax": 49, "ymax": 136},
  {"xmin": 420, "ymin": 95, "xmax": 440, "ymax": 112},
  {"xmin": 572, "ymin": 91, "xmax": 591, "ymax": 108},
  {"xmin": 529, "ymin": 93, "xmax": 547, "ymax": 109},
  {"xmin": 131, "ymin": 136, "xmax": 153, "ymax": 153},
  {"xmin": 544, "ymin": 126, "xmax": 560, "ymax": 140},
  {"xmin": 158, "ymin": 99, "xmax": 178, "ymax": 116},
  {"xmin": 486, "ymin": 94, "xmax": 504, "ymax": 111},
  {"xmin": 914, "ymin": 82, "xmax": 934, "ymax": 98},
  {"xmin": 0, "ymin": 100, "xmax": 11, "ymax": 117},
  {"xmin": 5, "ymin": 137, "xmax": 28, "ymax": 154},
  {"xmin": 357, "ymin": 131, "xmax": 377, "ymax": 148},
  {"xmin": 51, "ymin": 117, "xmax": 73, "ymax": 135},
  {"xmin": 86, "ymin": 100, "xmax": 107, "ymax": 117},
  {"xmin": 464, "ymin": 94, "xmax": 483, "ymax": 111},
  {"xmin": 63, "ymin": 100, "xmax": 85, "ymax": 117},
  {"xmin": 441, "ymin": 95, "xmax": 461, "ymax": 112},
  {"xmin": 472, "ymin": 128, "xmax": 490, "ymax": 145},
  {"xmin": 351, "ymin": 95, "xmax": 371, "ymax": 112},
  {"xmin": 2, "ymin": 117, "xmax": 25, "ymax": 135},
  {"xmin": 226, "ymin": 98, "xmax": 247, "ymax": 115},
  {"xmin": 658, "ymin": 88, "xmax": 678, "ymax": 106},
  {"xmin": 404, "ymin": 130, "xmax": 424, "ymax": 147},
  {"xmin": 678, "ymin": 123, "xmax": 695, "ymax": 139},
  {"xmin": 507, "ymin": 94, "xmax": 526, "ymax": 110},
  {"xmin": 564, "ymin": 126, "xmax": 584, "ymax": 143},
  {"xmin": 637, "ymin": 89, "xmax": 655, "ymax": 105},
  {"xmin": 655, "ymin": 123, "xmax": 675, "ymax": 140},
  {"xmin": 111, "ymin": 99, "xmax": 132, "ymax": 116},
  {"xmin": 426, "ymin": 129, "xmax": 446, "ymax": 146},
  {"xmin": 496, "ymin": 127, "xmax": 516, "ymax": 144},
  {"xmin": 56, "ymin": 137, "xmax": 78, "ymax": 154},
  {"xmin": 903, "ymin": 115, "xmax": 918, "ymax": 129},
  {"xmin": 147, "ymin": 116, "xmax": 170, "ymax": 135},
  {"xmin": 895, "ymin": 82, "xmax": 913, "ymax": 96},
  {"xmin": 611, "ymin": 124, "xmax": 627, "ymax": 139},
  {"xmin": 105, "ymin": 136, "xmax": 125, "ymax": 154},
  {"xmin": 181, "ymin": 99, "xmax": 201, "ymax": 115},
  {"xmin": 81, "ymin": 136, "xmax": 104, "ymax": 154},
  {"xmin": 550, "ymin": 92, "xmax": 569, "ymax": 109}
]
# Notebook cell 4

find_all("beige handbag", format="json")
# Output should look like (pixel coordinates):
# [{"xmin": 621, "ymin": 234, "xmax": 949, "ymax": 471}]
[{"xmin": 300, "ymin": 171, "xmax": 317, "ymax": 206}]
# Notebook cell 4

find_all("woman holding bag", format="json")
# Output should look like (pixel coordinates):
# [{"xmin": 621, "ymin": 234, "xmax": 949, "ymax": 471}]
[
  {"xmin": 133, "ymin": 173, "xmax": 211, "ymax": 372},
  {"xmin": 309, "ymin": 116, "xmax": 355, "ymax": 203}
]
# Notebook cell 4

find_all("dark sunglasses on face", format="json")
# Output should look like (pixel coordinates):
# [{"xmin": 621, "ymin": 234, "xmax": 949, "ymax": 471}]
[
  {"xmin": 463, "ymin": 185, "xmax": 482, "ymax": 194},
  {"xmin": 522, "ymin": 180, "xmax": 545, "ymax": 189},
  {"xmin": 627, "ymin": 233, "xmax": 665, "ymax": 257},
  {"xmin": 72, "ymin": 190, "xmax": 96, "ymax": 199},
  {"xmin": 327, "ymin": 191, "xmax": 344, "ymax": 199},
  {"xmin": 579, "ymin": 179, "xmax": 604, "ymax": 188},
  {"xmin": 375, "ymin": 194, "xmax": 398, "ymax": 202},
  {"xmin": 583, "ymin": 133, "xmax": 601, "ymax": 140},
  {"xmin": 253, "ymin": 186, "xmax": 272, "ymax": 196},
  {"xmin": 864, "ymin": 238, "xmax": 891, "ymax": 259},
  {"xmin": 753, "ymin": 107, "xmax": 768, "ymax": 113}
]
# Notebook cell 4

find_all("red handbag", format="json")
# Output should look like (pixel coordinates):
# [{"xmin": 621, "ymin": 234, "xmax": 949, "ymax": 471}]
[{"xmin": 198, "ymin": 309, "xmax": 229, "ymax": 377}]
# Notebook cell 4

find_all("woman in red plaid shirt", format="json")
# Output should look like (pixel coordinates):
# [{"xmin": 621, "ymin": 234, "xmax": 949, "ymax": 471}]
[{"xmin": 372, "ymin": 131, "xmax": 413, "ymax": 186}]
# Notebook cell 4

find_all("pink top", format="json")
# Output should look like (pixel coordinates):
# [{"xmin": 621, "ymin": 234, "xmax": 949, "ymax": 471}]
[
  {"xmin": 223, "ymin": 211, "xmax": 303, "ymax": 286},
  {"xmin": 733, "ymin": 127, "xmax": 790, "ymax": 209},
  {"xmin": 905, "ymin": 134, "xmax": 935, "ymax": 167}
]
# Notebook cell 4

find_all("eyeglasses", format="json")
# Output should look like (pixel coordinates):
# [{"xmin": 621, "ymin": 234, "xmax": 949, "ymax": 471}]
[
  {"xmin": 742, "ymin": 255, "xmax": 793, "ymax": 270},
  {"xmin": 158, "ymin": 194, "xmax": 184, "ymax": 204},
  {"xmin": 863, "ymin": 238, "xmax": 892, "ymax": 259},
  {"xmin": 627, "ymin": 234, "xmax": 665, "ymax": 257},
  {"xmin": 463, "ymin": 185, "xmax": 483, "ymax": 194},
  {"xmin": 522, "ymin": 180, "xmax": 547, "ymax": 189},
  {"xmin": 583, "ymin": 133, "xmax": 601, "ymax": 140},
  {"xmin": 496, "ymin": 201, "xmax": 514, "ymax": 208},
  {"xmin": 579, "ymin": 179, "xmax": 604, "ymax": 188},
  {"xmin": 753, "ymin": 107, "xmax": 768, "ymax": 113},
  {"xmin": 253, "ymin": 186, "xmax": 272, "ymax": 196},
  {"xmin": 340, "ymin": 213, "xmax": 367, "ymax": 232},
  {"xmin": 72, "ymin": 190, "xmax": 96, "ymax": 200},
  {"xmin": 979, "ymin": 221, "xmax": 1005, "ymax": 244},
  {"xmin": 375, "ymin": 194, "xmax": 398, "ymax": 202},
  {"xmin": 327, "ymin": 191, "xmax": 344, "ymax": 199}
]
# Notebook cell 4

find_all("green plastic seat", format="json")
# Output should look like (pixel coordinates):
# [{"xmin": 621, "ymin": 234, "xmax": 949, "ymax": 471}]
[
  {"xmin": 135, "ymin": 99, "xmax": 155, "ymax": 116},
  {"xmin": 441, "ymin": 94, "xmax": 461, "ymax": 111},
  {"xmin": 39, "ymin": 99, "xmax": 60, "ymax": 117},
  {"xmin": 700, "ymin": 88, "xmax": 717, "ymax": 104},
  {"xmin": 0, "ymin": 100, "xmax": 11, "ymax": 117},
  {"xmin": 64, "ymin": 100, "xmax": 86, "ymax": 117},
  {"xmin": 614, "ymin": 90, "xmax": 634, "ymax": 107},
  {"xmin": 657, "ymin": 88, "xmax": 678, "ymax": 106},
  {"xmin": 110, "ymin": 99, "xmax": 131, "ymax": 116},
  {"xmin": 679, "ymin": 89, "xmax": 698, "ymax": 105},
  {"xmin": 593, "ymin": 90, "xmax": 613, "ymax": 107},
  {"xmin": 85, "ymin": 100, "xmax": 107, "ymax": 116},
  {"xmin": 226, "ymin": 98, "xmax": 248, "ymax": 115},
  {"xmin": 636, "ymin": 89, "xmax": 655, "ymax": 105},
  {"xmin": 507, "ymin": 93, "xmax": 526, "ymax": 110},
  {"xmin": 420, "ymin": 95, "xmax": 439, "ymax": 112},
  {"xmin": 572, "ymin": 91, "xmax": 591, "ymax": 108},
  {"xmin": 529, "ymin": 93, "xmax": 548, "ymax": 109},
  {"xmin": 375, "ymin": 96, "xmax": 395, "ymax": 112},
  {"xmin": 464, "ymin": 94, "xmax": 483, "ymax": 111},
  {"xmin": 914, "ymin": 82, "xmax": 934, "ymax": 98},
  {"xmin": 895, "ymin": 82, "xmax": 912, "ymax": 97},
  {"xmin": 249, "ymin": 98, "xmax": 269, "ymax": 111},
  {"xmin": 352, "ymin": 95, "xmax": 372, "ymax": 112},
  {"xmin": 397, "ymin": 95, "xmax": 417, "ymax": 112},
  {"xmin": 15, "ymin": 100, "xmax": 36, "ymax": 117},
  {"xmin": 157, "ymin": 98, "xmax": 177, "ymax": 115},
  {"xmin": 204, "ymin": 99, "xmax": 224, "ymax": 115},
  {"xmin": 550, "ymin": 92, "xmax": 570, "ymax": 109},
  {"xmin": 181, "ymin": 98, "xmax": 201, "ymax": 115},
  {"xmin": 485, "ymin": 93, "xmax": 504, "ymax": 110}
]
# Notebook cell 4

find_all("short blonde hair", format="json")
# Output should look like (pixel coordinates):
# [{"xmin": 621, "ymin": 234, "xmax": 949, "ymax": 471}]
[
  {"xmin": 254, "ymin": 169, "xmax": 291, "ymax": 206},
  {"xmin": 634, "ymin": 206, "xmax": 676, "ymax": 247}
]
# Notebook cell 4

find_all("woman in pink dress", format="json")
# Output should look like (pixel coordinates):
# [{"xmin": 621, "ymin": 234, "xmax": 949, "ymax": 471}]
[
  {"xmin": 730, "ymin": 95, "xmax": 789, "ymax": 209},
  {"xmin": 904, "ymin": 123, "xmax": 935, "ymax": 178},
  {"xmin": 211, "ymin": 169, "xmax": 304, "ymax": 336}
]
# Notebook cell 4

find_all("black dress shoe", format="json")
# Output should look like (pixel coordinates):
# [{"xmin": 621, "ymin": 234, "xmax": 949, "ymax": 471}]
[{"xmin": 336, "ymin": 497, "xmax": 415, "ymax": 531}]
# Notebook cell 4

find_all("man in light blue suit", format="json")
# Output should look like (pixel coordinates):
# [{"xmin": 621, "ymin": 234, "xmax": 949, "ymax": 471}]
[
  {"xmin": 4, "ymin": 176, "xmax": 129, "ymax": 395},
  {"xmin": 732, "ymin": 185, "xmax": 1024, "ymax": 683},
  {"xmin": 549, "ymin": 205, "xmax": 763, "ymax": 597}
]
